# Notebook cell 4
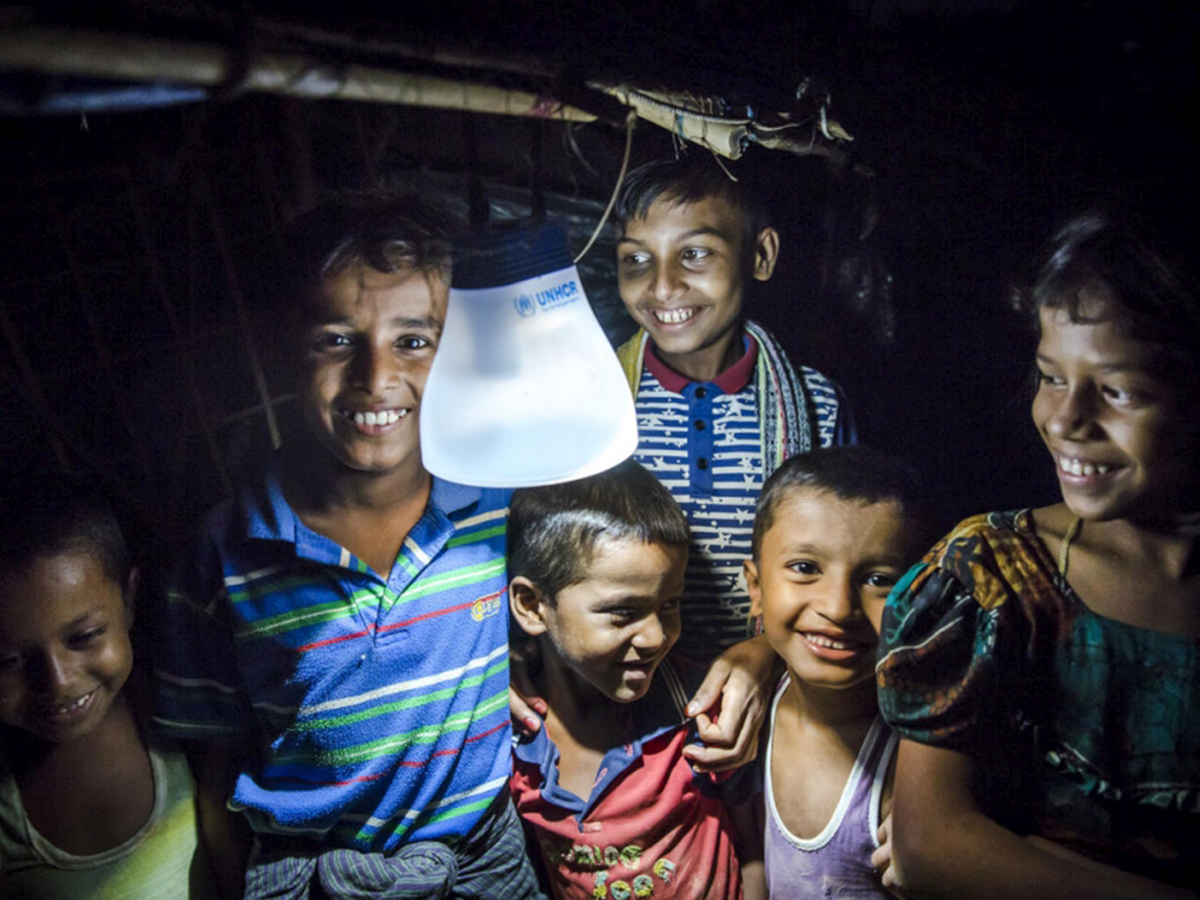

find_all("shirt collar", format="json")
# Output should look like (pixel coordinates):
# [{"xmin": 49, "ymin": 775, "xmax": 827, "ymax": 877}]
[
  {"xmin": 236, "ymin": 463, "xmax": 488, "ymax": 556},
  {"xmin": 643, "ymin": 331, "xmax": 758, "ymax": 394}
]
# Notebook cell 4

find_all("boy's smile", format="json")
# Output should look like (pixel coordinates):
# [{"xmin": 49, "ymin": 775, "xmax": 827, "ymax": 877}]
[
  {"xmin": 298, "ymin": 264, "xmax": 446, "ymax": 478},
  {"xmin": 0, "ymin": 551, "xmax": 135, "ymax": 745},
  {"xmin": 529, "ymin": 537, "xmax": 686, "ymax": 705},
  {"xmin": 617, "ymin": 195, "xmax": 778, "ymax": 383},
  {"xmin": 1033, "ymin": 299, "xmax": 1198, "ymax": 524},
  {"xmin": 746, "ymin": 488, "xmax": 907, "ymax": 692}
]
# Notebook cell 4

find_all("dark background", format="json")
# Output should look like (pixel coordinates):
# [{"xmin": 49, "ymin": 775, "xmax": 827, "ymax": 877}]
[{"xmin": 0, "ymin": 0, "xmax": 1195, "ymax": 558}]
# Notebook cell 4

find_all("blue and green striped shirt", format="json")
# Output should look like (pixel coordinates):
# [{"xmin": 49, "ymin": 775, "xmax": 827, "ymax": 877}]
[{"xmin": 153, "ymin": 473, "xmax": 513, "ymax": 852}]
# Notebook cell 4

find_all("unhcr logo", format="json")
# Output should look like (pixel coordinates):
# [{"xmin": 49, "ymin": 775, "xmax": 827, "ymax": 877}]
[
  {"xmin": 514, "ymin": 293, "xmax": 536, "ymax": 317},
  {"xmin": 535, "ymin": 279, "xmax": 580, "ymax": 309},
  {"xmin": 513, "ymin": 278, "xmax": 580, "ymax": 317}
]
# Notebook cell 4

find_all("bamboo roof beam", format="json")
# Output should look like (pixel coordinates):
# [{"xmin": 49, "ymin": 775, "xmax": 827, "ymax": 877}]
[{"xmin": 0, "ymin": 25, "xmax": 597, "ymax": 121}]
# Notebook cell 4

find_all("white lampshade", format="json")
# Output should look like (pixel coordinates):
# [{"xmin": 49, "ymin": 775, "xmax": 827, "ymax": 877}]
[{"xmin": 420, "ymin": 224, "xmax": 638, "ymax": 487}]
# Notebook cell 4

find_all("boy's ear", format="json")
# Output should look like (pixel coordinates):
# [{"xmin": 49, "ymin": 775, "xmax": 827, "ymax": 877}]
[
  {"xmin": 744, "ymin": 559, "xmax": 763, "ymax": 617},
  {"xmin": 509, "ymin": 576, "xmax": 549, "ymax": 637},
  {"xmin": 751, "ymin": 227, "xmax": 780, "ymax": 282},
  {"xmin": 123, "ymin": 566, "xmax": 140, "ymax": 629}
]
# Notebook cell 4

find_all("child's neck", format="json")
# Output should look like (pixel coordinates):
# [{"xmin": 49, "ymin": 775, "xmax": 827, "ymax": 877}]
[
  {"xmin": 281, "ymin": 439, "xmax": 432, "ymax": 515},
  {"xmin": 537, "ymin": 651, "xmax": 626, "ymax": 744},
  {"xmin": 783, "ymin": 670, "xmax": 878, "ymax": 730},
  {"xmin": 1038, "ymin": 504, "xmax": 1200, "ymax": 639},
  {"xmin": 281, "ymin": 443, "xmax": 432, "ymax": 577},
  {"xmin": 535, "ymin": 646, "xmax": 630, "ymax": 800},
  {"xmin": 655, "ymin": 325, "xmax": 744, "ymax": 383},
  {"xmin": 4, "ymin": 693, "xmax": 154, "ymax": 856}
]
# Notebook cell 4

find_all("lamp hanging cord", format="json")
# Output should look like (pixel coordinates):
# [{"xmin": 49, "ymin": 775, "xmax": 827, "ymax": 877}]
[{"xmin": 574, "ymin": 109, "xmax": 637, "ymax": 264}]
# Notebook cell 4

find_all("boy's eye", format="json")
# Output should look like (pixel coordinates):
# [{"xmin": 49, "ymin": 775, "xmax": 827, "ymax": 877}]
[
  {"xmin": 681, "ymin": 247, "xmax": 711, "ymax": 263},
  {"xmin": 619, "ymin": 251, "xmax": 651, "ymax": 269},
  {"xmin": 788, "ymin": 561, "xmax": 819, "ymax": 576},
  {"xmin": 865, "ymin": 572, "xmax": 898, "ymax": 590},
  {"xmin": 69, "ymin": 627, "xmax": 106, "ymax": 648},
  {"xmin": 396, "ymin": 335, "xmax": 431, "ymax": 352},
  {"xmin": 312, "ymin": 332, "xmax": 352, "ymax": 351},
  {"xmin": 1035, "ymin": 369, "xmax": 1065, "ymax": 388},
  {"xmin": 1101, "ymin": 380, "xmax": 1158, "ymax": 406}
]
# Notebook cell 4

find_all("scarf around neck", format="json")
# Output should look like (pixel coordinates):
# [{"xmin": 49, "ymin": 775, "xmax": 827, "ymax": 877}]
[{"xmin": 616, "ymin": 319, "xmax": 814, "ymax": 477}]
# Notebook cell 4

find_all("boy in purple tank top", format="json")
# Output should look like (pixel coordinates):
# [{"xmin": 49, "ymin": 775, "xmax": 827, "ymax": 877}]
[{"xmin": 743, "ymin": 447, "xmax": 927, "ymax": 898}]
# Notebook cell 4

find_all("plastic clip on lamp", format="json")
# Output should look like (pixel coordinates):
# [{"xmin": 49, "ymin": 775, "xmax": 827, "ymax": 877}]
[{"xmin": 420, "ymin": 224, "xmax": 638, "ymax": 487}]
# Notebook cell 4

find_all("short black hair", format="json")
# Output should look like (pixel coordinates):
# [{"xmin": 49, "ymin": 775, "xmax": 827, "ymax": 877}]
[
  {"xmin": 277, "ymin": 192, "xmax": 454, "ymax": 316},
  {"xmin": 615, "ymin": 156, "xmax": 772, "ymax": 253},
  {"xmin": 509, "ymin": 459, "xmax": 689, "ymax": 602},
  {"xmin": 751, "ymin": 446, "xmax": 925, "ymax": 561},
  {"xmin": 0, "ymin": 473, "xmax": 130, "ymax": 586},
  {"xmin": 1014, "ymin": 208, "xmax": 1200, "ymax": 374}
]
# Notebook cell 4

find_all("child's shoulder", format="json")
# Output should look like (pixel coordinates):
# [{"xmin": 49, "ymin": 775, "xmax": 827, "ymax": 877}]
[
  {"xmin": 743, "ymin": 319, "xmax": 838, "ymax": 389},
  {"xmin": 195, "ymin": 470, "xmax": 282, "ymax": 543},
  {"xmin": 895, "ymin": 509, "xmax": 1051, "ymax": 617},
  {"xmin": 927, "ymin": 509, "xmax": 1037, "ymax": 569},
  {"xmin": 432, "ymin": 479, "xmax": 511, "ymax": 521}
]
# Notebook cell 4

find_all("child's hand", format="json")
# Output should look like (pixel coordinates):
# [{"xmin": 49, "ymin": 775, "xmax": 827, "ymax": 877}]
[
  {"xmin": 872, "ymin": 802, "xmax": 908, "ymax": 897},
  {"xmin": 682, "ymin": 635, "xmax": 777, "ymax": 772},
  {"xmin": 509, "ymin": 639, "xmax": 546, "ymax": 737}
]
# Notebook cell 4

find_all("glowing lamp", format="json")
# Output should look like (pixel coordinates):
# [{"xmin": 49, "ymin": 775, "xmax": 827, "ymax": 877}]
[{"xmin": 420, "ymin": 224, "xmax": 637, "ymax": 487}]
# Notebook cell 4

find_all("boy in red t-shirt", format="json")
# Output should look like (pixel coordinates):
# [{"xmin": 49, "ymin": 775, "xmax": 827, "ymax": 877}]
[{"xmin": 507, "ymin": 460, "xmax": 765, "ymax": 900}]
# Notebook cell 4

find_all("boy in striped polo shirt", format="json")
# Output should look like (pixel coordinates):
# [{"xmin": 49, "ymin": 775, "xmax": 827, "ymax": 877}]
[
  {"xmin": 614, "ymin": 157, "xmax": 856, "ymax": 664},
  {"xmin": 153, "ymin": 197, "xmax": 542, "ymax": 899}
]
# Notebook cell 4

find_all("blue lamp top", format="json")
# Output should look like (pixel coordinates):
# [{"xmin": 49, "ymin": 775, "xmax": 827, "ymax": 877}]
[{"xmin": 451, "ymin": 223, "xmax": 573, "ymax": 290}]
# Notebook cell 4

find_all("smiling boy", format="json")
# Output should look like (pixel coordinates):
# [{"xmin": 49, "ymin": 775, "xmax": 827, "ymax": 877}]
[
  {"xmin": 508, "ymin": 460, "xmax": 765, "ymax": 900},
  {"xmin": 153, "ymin": 196, "xmax": 542, "ymax": 900},
  {"xmin": 615, "ymin": 157, "xmax": 855, "ymax": 662},
  {"xmin": 744, "ymin": 446, "xmax": 925, "ymax": 898}
]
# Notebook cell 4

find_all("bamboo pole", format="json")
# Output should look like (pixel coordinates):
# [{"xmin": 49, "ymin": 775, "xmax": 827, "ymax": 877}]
[{"xmin": 0, "ymin": 25, "xmax": 597, "ymax": 121}]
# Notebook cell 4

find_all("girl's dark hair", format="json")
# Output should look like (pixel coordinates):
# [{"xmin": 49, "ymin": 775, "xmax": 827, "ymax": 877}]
[
  {"xmin": 508, "ymin": 459, "xmax": 689, "ymax": 602},
  {"xmin": 751, "ymin": 446, "xmax": 926, "ymax": 561},
  {"xmin": 0, "ymin": 473, "xmax": 130, "ymax": 586},
  {"xmin": 1014, "ymin": 208, "xmax": 1200, "ymax": 371}
]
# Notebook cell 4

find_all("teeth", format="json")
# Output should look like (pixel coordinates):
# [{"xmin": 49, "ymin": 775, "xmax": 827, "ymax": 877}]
[
  {"xmin": 654, "ymin": 308, "xmax": 695, "ymax": 325},
  {"xmin": 52, "ymin": 692, "xmax": 92, "ymax": 714},
  {"xmin": 351, "ymin": 409, "xmax": 406, "ymax": 426},
  {"xmin": 1060, "ymin": 457, "xmax": 1111, "ymax": 477},
  {"xmin": 805, "ymin": 633, "xmax": 856, "ymax": 651}
]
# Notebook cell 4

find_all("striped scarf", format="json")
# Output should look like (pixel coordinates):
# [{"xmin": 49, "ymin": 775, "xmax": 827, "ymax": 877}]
[{"xmin": 616, "ymin": 319, "xmax": 814, "ymax": 476}]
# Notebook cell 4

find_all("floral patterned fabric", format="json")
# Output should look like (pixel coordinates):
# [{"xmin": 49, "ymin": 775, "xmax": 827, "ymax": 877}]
[{"xmin": 877, "ymin": 510, "xmax": 1200, "ymax": 887}]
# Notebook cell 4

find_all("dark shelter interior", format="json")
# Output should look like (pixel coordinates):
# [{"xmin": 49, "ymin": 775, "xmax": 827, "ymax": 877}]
[{"xmin": 0, "ymin": 0, "xmax": 1195, "ymax": 562}]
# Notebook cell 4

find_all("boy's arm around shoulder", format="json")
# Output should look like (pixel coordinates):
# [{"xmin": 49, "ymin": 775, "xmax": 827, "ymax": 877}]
[
  {"xmin": 681, "ymin": 635, "xmax": 781, "ymax": 773},
  {"xmin": 886, "ymin": 739, "xmax": 1197, "ymax": 900}
]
